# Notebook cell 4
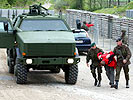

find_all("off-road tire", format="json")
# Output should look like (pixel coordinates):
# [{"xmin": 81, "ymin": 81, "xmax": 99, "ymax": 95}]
[
  {"xmin": 14, "ymin": 64, "xmax": 27, "ymax": 84},
  {"xmin": 65, "ymin": 65, "xmax": 78, "ymax": 85},
  {"xmin": 7, "ymin": 57, "xmax": 14, "ymax": 74}
]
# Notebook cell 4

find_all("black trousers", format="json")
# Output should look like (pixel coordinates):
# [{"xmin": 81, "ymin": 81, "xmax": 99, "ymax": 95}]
[
  {"xmin": 104, "ymin": 66, "xmax": 114, "ymax": 84},
  {"xmin": 90, "ymin": 65, "xmax": 102, "ymax": 81}
]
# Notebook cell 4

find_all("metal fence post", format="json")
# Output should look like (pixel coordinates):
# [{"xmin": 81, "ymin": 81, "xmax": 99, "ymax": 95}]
[
  {"xmin": 16, "ymin": 9, "xmax": 17, "ymax": 16},
  {"xmin": 8, "ymin": 9, "xmax": 10, "ymax": 18},
  {"xmin": 0, "ymin": 9, "xmax": 2, "ymax": 17},
  {"xmin": 12, "ymin": 10, "xmax": 15, "ymax": 19},
  {"xmin": 120, "ymin": 21, "xmax": 121, "ymax": 34},
  {"xmin": 94, "ymin": 15, "xmax": 99, "ymax": 44},
  {"xmin": 127, "ymin": 19, "xmax": 130, "ymax": 47},
  {"xmin": 72, "ymin": 13, "xmax": 74, "ymax": 28},
  {"xmin": 23, "ymin": 10, "xmax": 25, "ymax": 13},
  {"xmin": 100, "ymin": 17, "xmax": 105, "ymax": 48},
  {"xmin": 108, "ymin": 16, "xmax": 113, "ymax": 50}
]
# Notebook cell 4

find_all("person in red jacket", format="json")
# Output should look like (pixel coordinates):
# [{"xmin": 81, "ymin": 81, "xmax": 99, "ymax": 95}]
[
  {"xmin": 97, "ymin": 51, "xmax": 116, "ymax": 88},
  {"xmin": 86, "ymin": 22, "xmax": 94, "ymax": 28}
]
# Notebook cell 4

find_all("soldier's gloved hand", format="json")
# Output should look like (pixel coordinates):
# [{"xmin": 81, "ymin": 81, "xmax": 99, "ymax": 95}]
[
  {"xmin": 98, "ymin": 55, "xmax": 101, "ymax": 59},
  {"xmin": 86, "ymin": 63, "xmax": 89, "ymax": 67},
  {"xmin": 123, "ymin": 59, "xmax": 127, "ymax": 64},
  {"xmin": 106, "ymin": 54, "xmax": 110, "ymax": 59}
]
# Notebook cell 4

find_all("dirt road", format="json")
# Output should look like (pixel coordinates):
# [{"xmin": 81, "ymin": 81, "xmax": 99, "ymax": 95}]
[{"xmin": 0, "ymin": 48, "xmax": 133, "ymax": 100}]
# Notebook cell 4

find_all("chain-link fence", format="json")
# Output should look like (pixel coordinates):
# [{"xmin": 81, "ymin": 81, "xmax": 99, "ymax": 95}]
[
  {"xmin": 66, "ymin": 9, "xmax": 133, "ymax": 50},
  {"xmin": 126, "ymin": 9, "xmax": 133, "ymax": 18}
]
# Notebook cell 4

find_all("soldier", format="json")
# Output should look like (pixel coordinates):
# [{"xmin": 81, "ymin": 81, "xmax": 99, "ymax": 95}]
[
  {"xmin": 121, "ymin": 30, "xmax": 128, "ymax": 46},
  {"xmin": 86, "ymin": 42, "xmax": 104, "ymax": 87},
  {"xmin": 81, "ymin": 21, "xmax": 89, "ymax": 31},
  {"xmin": 76, "ymin": 19, "xmax": 81, "ymax": 29},
  {"xmin": 113, "ymin": 38, "xmax": 132, "ymax": 89}
]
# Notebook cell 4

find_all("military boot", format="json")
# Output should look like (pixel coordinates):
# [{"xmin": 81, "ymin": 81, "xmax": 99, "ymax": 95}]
[
  {"xmin": 97, "ymin": 80, "xmax": 101, "ymax": 87},
  {"xmin": 126, "ymin": 80, "xmax": 129, "ymax": 88},
  {"xmin": 114, "ymin": 80, "xmax": 118, "ymax": 89},
  {"xmin": 110, "ymin": 83, "xmax": 115, "ymax": 88},
  {"xmin": 94, "ymin": 79, "xmax": 98, "ymax": 86}
]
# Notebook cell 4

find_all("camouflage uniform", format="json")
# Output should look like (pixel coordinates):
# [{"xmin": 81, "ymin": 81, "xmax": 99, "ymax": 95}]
[
  {"xmin": 81, "ymin": 23, "xmax": 89, "ymax": 31},
  {"xmin": 86, "ymin": 47, "xmax": 103, "ymax": 86},
  {"xmin": 113, "ymin": 44, "xmax": 132, "ymax": 88},
  {"xmin": 121, "ymin": 30, "xmax": 128, "ymax": 46},
  {"xmin": 121, "ymin": 35, "xmax": 128, "ymax": 46}
]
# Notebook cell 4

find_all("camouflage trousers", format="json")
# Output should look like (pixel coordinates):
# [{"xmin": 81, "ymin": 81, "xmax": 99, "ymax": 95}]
[{"xmin": 115, "ymin": 65, "xmax": 129, "ymax": 81}]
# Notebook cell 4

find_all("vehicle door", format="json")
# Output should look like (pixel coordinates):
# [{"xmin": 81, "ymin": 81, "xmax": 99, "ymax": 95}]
[{"xmin": 0, "ymin": 17, "xmax": 15, "ymax": 48}]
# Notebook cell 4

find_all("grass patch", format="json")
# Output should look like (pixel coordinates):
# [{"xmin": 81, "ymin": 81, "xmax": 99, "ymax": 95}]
[{"xmin": 94, "ymin": 1, "xmax": 133, "ymax": 16}]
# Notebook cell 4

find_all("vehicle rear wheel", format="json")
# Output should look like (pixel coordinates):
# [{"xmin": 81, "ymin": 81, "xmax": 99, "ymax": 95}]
[
  {"xmin": 65, "ymin": 65, "xmax": 78, "ymax": 85},
  {"xmin": 14, "ymin": 64, "xmax": 27, "ymax": 84},
  {"xmin": 7, "ymin": 57, "xmax": 14, "ymax": 74}
]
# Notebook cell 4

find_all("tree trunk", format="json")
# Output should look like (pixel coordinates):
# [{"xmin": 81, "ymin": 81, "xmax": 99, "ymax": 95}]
[
  {"xmin": 118, "ymin": 0, "xmax": 120, "ymax": 6},
  {"xmin": 76, "ymin": 0, "xmax": 82, "ymax": 9},
  {"xmin": 109, "ymin": 0, "xmax": 111, "ymax": 7},
  {"xmin": 128, "ymin": 0, "xmax": 130, "ymax": 3},
  {"xmin": 90, "ymin": 0, "xmax": 92, "ymax": 10},
  {"xmin": 94, "ymin": 0, "xmax": 96, "ymax": 10}
]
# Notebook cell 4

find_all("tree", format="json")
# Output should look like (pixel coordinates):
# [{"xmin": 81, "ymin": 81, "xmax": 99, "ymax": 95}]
[{"xmin": 54, "ymin": 0, "xmax": 69, "ymax": 10}]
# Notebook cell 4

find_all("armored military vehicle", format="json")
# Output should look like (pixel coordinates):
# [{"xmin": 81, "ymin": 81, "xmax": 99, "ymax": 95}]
[{"xmin": 0, "ymin": 4, "xmax": 80, "ymax": 84}]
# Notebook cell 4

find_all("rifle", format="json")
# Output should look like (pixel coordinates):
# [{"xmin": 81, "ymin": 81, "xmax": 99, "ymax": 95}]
[
  {"xmin": 117, "ymin": 50, "xmax": 128, "ymax": 66},
  {"xmin": 117, "ymin": 50, "xmax": 124, "ymax": 60}
]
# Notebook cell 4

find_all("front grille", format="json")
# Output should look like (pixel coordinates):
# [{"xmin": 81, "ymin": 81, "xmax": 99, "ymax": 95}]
[{"xmin": 26, "ymin": 43, "xmax": 75, "ymax": 57}]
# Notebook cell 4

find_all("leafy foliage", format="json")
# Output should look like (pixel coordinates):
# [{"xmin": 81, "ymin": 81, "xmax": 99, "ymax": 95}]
[
  {"xmin": 0, "ymin": 0, "xmax": 46, "ymax": 8},
  {"xmin": 54, "ymin": 0, "xmax": 69, "ymax": 10},
  {"xmin": 0, "ymin": 0, "xmax": 11, "ymax": 8}
]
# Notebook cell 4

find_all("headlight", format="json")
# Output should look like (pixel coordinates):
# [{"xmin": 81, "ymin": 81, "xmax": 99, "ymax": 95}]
[
  {"xmin": 67, "ymin": 58, "xmax": 74, "ymax": 64},
  {"xmin": 26, "ymin": 59, "xmax": 32, "ymax": 64}
]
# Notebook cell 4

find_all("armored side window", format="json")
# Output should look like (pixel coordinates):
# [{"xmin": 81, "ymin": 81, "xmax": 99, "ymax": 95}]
[
  {"xmin": 0, "ymin": 22, "xmax": 5, "ymax": 32},
  {"xmin": 0, "ymin": 22, "xmax": 12, "ymax": 32}
]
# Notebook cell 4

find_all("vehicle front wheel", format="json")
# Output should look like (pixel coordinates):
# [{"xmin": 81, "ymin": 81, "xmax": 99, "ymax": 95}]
[
  {"xmin": 65, "ymin": 65, "xmax": 78, "ymax": 85},
  {"xmin": 14, "ymin": 64, "xmax": 27, "ymax": 84}
]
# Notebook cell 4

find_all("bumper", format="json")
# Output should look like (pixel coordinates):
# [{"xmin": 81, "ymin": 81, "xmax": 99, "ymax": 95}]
[
  {"xmin": 17, "ymin": 57, "xmax": 80, "ymax": 65},
  {"xmin": 76, "ymin": 44, "xmax": 91, "ymax": 52}
]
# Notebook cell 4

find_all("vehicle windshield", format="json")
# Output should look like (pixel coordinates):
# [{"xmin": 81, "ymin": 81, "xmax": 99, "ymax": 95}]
[
  {"xmin": 19, "ymin": 19, "xmax": 69, "ymax": 31},
  {"xmin": 74, "ymin": 32, "xmax": 87, "ymax": 38},
  {"xmin": 73, "ymin": 30, "xmax": 87, "ymax": 38}
]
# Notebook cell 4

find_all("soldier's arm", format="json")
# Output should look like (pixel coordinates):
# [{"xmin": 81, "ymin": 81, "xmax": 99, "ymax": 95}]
[
  {"xmin": 85, "ymin": 25, "xmax": 89, "ymax": 31},
  {"xmin": 113, "ymin": 48, "xmax": 116, "ymax": 55},
  {"xmin": 99, "ymin": 48, "xmax": 104, "ymax": 54},
  {"xmin": 125, "ymin": 46, "xmax": 132, "ymax": 61},
  {"xmin": 86, "ymin": 50, "xmax": 91, "ymax": 63},
  {"xmin": 125, "ymin": 36, "xmax": 129, "ymax": 45}
]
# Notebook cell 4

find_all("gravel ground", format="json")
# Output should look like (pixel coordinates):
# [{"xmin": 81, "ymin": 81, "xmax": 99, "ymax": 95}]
[{"xmin": 0, "ymin": 38, "xmax": 132, "ymax": 100}]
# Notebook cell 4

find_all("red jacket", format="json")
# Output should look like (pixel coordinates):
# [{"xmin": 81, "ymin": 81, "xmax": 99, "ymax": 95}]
[
  {"xmin": 97, "ymin": 51, "xmax": 116, "ymax": 69},
  {"xmin": 86, "ymin": 23, "xmax": 94, "ymax": 28}
]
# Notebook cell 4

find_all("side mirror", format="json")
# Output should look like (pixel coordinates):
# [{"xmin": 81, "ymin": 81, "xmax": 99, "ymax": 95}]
[{"xmin": 4, "ymin": 22, "xmax": 8, "ymax": 32}]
